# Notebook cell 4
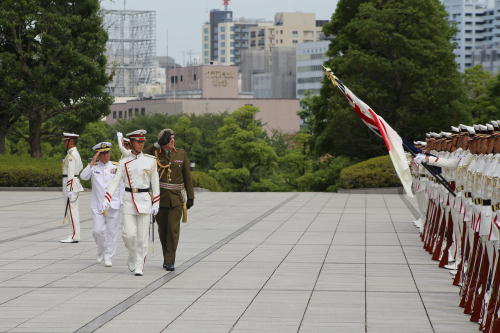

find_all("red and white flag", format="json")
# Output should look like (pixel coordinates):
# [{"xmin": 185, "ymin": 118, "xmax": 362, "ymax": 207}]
[{"xmin": 324, "ymin": 67, "xmax": 413, "ymax": 197}]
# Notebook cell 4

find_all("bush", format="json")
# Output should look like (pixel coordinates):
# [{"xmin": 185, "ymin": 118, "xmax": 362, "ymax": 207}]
[
  {"xmin": 191, "ymin": 171, "xmax": 222, "ymax": 192},
  {"xmin": 339, "ymin": 155, "xmax": 401, "ymax": 189},
  {"xmin": 0, "ymin": 155, "xmax": 61, "ymax": 187},
  {"xmin": 296, "ymin": 156, "xmax": 354, "ymax": 192}
]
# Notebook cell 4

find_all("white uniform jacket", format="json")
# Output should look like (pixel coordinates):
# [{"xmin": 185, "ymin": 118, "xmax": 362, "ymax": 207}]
[
  {"xmin": 105, "ymin": 153, "xmax": 160, "ymax": 215},
  {"xmin": 62, "ymin": 147, "xmax": 84, "ymax": 193},
  {"xmin": 80, "ymin": 161, "xmax": 124, "ymax": 213}
]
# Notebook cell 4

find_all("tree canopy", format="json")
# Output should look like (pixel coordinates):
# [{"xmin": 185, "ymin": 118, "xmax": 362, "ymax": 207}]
[{"xmin": 310, "ymin": 0, "xmax": 470, "ymax": 160}]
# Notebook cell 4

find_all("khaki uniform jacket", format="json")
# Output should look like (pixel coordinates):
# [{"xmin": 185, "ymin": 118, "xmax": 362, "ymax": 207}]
[{"xmin": 144, "ymin": 145, "xmax": 194, "ymax": 208}]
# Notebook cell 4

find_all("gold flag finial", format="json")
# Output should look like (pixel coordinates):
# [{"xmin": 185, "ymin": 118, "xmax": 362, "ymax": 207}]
[{"xmin": 322, "ymin": 66, "xmax": 339, "ymax": 87}]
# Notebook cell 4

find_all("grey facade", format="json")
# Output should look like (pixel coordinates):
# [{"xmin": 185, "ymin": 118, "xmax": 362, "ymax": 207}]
[
  {"xmin": 296, "ymin": 41, "xmax": 329, "ymax": 99},
  {"xmin": 442, "ymin": 0, "xmax": 500, "ymax": 73},
  {"xmin": 241, "ymin": 47, "xmax": 296, "ymax": 99}
]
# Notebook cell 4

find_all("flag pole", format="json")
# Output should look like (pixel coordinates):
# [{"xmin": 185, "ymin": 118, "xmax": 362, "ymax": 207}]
[{"xmin": 323, "ymin": 66, "xmax": 456, "ymax": 197}]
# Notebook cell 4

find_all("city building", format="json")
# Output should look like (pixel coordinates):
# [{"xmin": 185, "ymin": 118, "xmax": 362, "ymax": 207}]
[
  {"xmin": 106, "ymin": 98, "xmax": 301, "ymax": 134},
  {"xmin": 102, "ymin": 9, "xmax": 157, "ymax": 96},
  {"xmin": 164, "ymin": 65, "xmax": 241, "ymax": 99},
  {"xmin": 241, "ymin": 47, "xmax": 296, "ymax": 99},
  {"xmin": 441, "ymin": 0, "xmax": 498, "ymax": 72},
  {"xmin": 202, "ymin": 0, "xmax": 326, "ymax": 66},
  {"xmin": 296, "ymin": 40, "xmax": 329, "ymax": 99}
]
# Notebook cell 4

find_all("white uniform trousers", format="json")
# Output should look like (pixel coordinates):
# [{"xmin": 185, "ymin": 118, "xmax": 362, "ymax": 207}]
[
  {"xmin": 64, "ymin": 195, "xmax": 80, "ymax": 241},
  {"xmin": 122, "ymin": 214, "xmax": 150, "ymax": 272},
  {"xmin": 91, "ymin": 209, "xmax": 121, "ymax": 260},
  {"xmin": 414, "ymin": 190, "xmax": 428, "ymax": 231}
]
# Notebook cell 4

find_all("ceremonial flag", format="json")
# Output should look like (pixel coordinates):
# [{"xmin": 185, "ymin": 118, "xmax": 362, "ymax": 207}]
[{"xmin": 323, "ymin": 67, "xmax": 413, "ymax": 197}]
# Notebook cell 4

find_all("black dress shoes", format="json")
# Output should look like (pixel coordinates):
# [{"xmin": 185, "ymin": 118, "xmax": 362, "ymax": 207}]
[{"xmin": 163, "ymin": 264, "xmax": 175, "ymax": 271}]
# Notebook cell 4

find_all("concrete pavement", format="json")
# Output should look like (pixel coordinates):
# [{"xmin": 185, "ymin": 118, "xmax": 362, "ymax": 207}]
[{"xmin": 0, "ymin": 192, "xmax": 479, "ymax": 332}]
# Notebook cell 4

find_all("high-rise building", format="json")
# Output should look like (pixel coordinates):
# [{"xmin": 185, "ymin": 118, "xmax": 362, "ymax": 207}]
[
  {"xmin": 296, "ymin": 40, "xmax": 329, "ymax": 99},
  {"xmin": 202, "ymin": 4, "xmax": 326, "ymax": 66},
  {"xmin": 441, "ymin": 0, "xmax": 498, "ymax": 72}
]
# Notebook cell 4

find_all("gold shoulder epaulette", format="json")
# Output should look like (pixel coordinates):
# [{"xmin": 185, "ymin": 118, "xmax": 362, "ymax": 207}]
[{"xmin": 111, "ymin": 161, "xmax": 119, "ymax": 165}]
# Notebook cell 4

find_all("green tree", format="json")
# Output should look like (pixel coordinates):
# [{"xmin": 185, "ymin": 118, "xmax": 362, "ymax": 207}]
[
  {"xmin": 0, "ymin": 0, "xmax": 112, "ymax": 157},
  {"xmin": 462, "ymin": 65, "xmax": 499, "ymax": 123},
  {"xmin": 311, "ymin": 0, "xmax": 468, "ymax": 160},
  {"xmin": 210, "ymin": 106, "xmax": 278, "ymax": 191}
]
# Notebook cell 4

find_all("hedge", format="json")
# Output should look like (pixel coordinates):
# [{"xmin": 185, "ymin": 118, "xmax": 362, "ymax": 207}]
[
  {"xmin": 339, "ymin": 155, "xmax": 401, "ymax": 189},
  {"xmin": 191, "ymin": 171, "xmax": 222, "ymax": 192},
  {"xmin": 0, "ymin": 155, "xmax": 221, "ymax": 191},
  {"xmin": 0, "ymin": 155, "xmax": 61, "ymax": 187}
]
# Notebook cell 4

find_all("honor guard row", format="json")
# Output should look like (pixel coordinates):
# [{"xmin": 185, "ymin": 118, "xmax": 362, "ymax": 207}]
[
  {"xmin": 409, "ymin": 120, "xmax": 500, "ymax": 333},
  {"xmin": 59, "ymin": 129, "xmax": 194, "ymax": 276}
]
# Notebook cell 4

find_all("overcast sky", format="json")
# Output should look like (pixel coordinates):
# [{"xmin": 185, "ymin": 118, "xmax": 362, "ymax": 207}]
[{"xmin": 101, "ymin": 0, "xmax": 339, "ymax": 64}]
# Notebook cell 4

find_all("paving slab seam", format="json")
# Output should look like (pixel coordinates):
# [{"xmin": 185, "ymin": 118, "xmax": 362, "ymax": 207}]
[
  {"xmin": 382, "ymin": 195, "xmax": 436, "ymax": 333},
  {"xmin": 399, "ymin": 195, "xmax": 420, "ymax": 220},
  {"xmin": 229, "ymin": 194, "xmax": 343, "ymax": 333},
  {"xmin": 0, "ymin": 218, "xmax": 92, "ymax": 245},
  {"xmin": 0, "ymin": 195, "xmax": 64, "ymax": 209},
  {"xmin": 296, "ymin": 194, "xmax": 351, "ymax": 333},
  {"xmin": 364, "ymin": 194, "xmax": 368, "ymax": 332},
  {"xmin": 157, "ymin": 193, "xmax": 320, "ymax": 332},
  {"xmin": 0, "ymin": 260, "xmax": 98, "ymax": 307},
  {"xmin": 74, "ymin": 193, "xmax": 300, "ymax": 333}
]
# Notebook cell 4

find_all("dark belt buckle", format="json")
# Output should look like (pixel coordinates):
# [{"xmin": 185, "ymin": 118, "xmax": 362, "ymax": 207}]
[{"xmin": 132, "ymin": 188, "xmax": 138, "ymax": 193}]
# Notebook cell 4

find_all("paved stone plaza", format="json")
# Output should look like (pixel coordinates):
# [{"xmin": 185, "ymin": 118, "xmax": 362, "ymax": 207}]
[{"xmin": 0, "ymin": 191, "xmax": 480, "ymax": 333}]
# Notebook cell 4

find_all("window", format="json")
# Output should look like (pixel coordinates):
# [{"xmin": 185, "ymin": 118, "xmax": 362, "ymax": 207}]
[
  {"xmin": 141, "ymin": 108, "xmax": 145, "ymax": 115},
  {"xmin": 220, "ymin": 34, "xmax": 225, "ymax": 40},
  {"xmin": 113, "ymin": 111, "xmax": 117, "ymax": 119},
  {"xmin": 129, "ymin": 109, "xmax": 133, "ymax": 118},
  {"xmin": 204, "ymin": 27, "xmax": 208, "ymax": 33},
  {"xmin": 180, "ymin": 75, "xmax": 183, "ymax": 82},
  {"xmin": 194, "ymin": 74, "xmax": 197, "ymax": 80},
  {"xmin": 292, "ymin": 40, "xmax": 298, "ymax": 44},
  {"xmin": 118, "ymin": 111, "xmax": 122, "ymax": 119},
  {"xmin": 204, "ymin": 51, "xmax": 209, "ymax": 56},
  {"xmin": 221, "ymin": 57, "xmax": 226, "ymax": 62},
  {"xmin": 292, "ymin": 30, "xmax": 298, "ymax": 36},
  {"xmin": 135, "ymin": 109, "xmax": 139, "ymax": 116},
  {"xmin": 221, "ymin": 41, "xmax": 226, "ymax": 47},
  {"xmin": 171, "ymin": 76, "xmax": 175, "ymax": 84},
  {"xmin": 220, "ymin": 26, "xmax": 226, "ymax": 32},
  {"xmin": 204, "ymin": 36, "xmax": 209, "ymax": 41}
]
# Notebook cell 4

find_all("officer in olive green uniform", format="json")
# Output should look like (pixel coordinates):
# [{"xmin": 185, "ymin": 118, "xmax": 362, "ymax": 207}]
[{"xmin": 144, "ymin": 129, "xmax": 194, "ymax": 271}]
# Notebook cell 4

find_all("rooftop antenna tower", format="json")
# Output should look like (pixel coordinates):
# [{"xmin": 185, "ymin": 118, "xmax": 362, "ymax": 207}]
[
  {"xmin": 102, "ymin": 0, "xmax": 156, "ymax": 97},
  {"xmin": 223, "ymin": 0, "xmax": 230, "ymax": 11}
]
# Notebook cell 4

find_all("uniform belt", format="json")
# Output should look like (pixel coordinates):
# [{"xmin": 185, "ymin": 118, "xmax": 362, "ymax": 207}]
[
  {"xmin": 62, "ymin": 174, "xmax": 68, "ymax": 178},
  {"xmin": 160, "ymin": 182, "xmax": 184, "ymax": 190},
  {"xmin": 473, "ymin": 198, "xmax": 491, "ymax": 206},
  {"xmin": 125, "ymin": 187, "xmax": 150, "ymax": 193},
  {"xmin": 465, "ymin": 192, "xmax": 472, "ymax": 198}
]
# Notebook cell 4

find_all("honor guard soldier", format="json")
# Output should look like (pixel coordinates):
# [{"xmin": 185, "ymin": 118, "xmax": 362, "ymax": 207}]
[
  {"xmin": 144, "ymin": 129, "xmax": 194, "ymax": 271},
  {"xmin": 80, "ymin": 142, "xmax": 124, "ymax": 267},
  {"xmin": 102, "ymin": 130, "xmax": 160, "ymax": 276},
  {"xmin": 60, "ymin": 132, "xmax": 84, "ymax": 243}
]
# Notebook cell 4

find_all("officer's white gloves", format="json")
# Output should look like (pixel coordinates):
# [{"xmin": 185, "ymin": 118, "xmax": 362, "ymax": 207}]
[
  {"xmin": 101, "ymin": 200, "xmax": 110, "ymax": 214},
  {"xmin": 414, "ymin": 154, "xmax": 426, "ymax": 165},
  {"xmin": 152, "ymin": 203, "xmax": 159, "ymax": 216},
  {"xmin": 117, "ymin": 132, "xmax": 123, "ymax": 141},
  {"xmin": 66, "ymin": 191, "xmax": 73, "ymax": 200}
]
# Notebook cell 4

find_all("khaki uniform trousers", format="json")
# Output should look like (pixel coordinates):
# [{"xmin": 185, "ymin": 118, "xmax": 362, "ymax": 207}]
[{"xmin": 156, "ymin": 206, "xmax": 183, "ymax": 265}]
